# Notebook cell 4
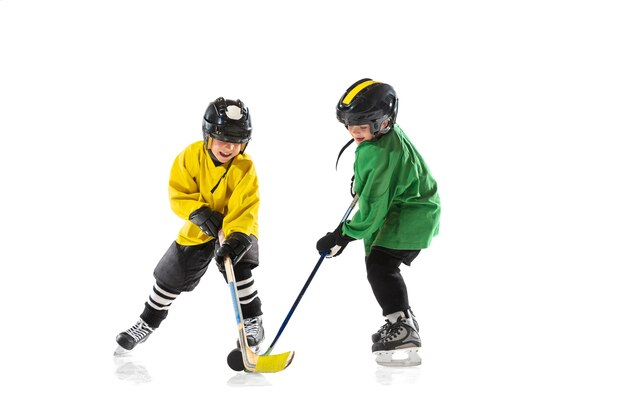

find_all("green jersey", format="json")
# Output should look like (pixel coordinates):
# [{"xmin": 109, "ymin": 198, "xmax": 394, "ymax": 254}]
[{"xmin": 343, "ymin": 125, "xmax": 440, "ymax": 254}]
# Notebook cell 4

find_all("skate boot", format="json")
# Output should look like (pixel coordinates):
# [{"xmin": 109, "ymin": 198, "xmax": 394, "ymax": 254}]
[
  {"xmin": 372, "ymin": 314, "xmax": 421, "ymax": 367},
  {"xmin": 243, "ymin": 315, "xmax": 265, "ymax": 351},
  {"xmin": 372, "ymin": 309, "xmax": 420, "ymax": 343},
  {"xmin": 116, "ymin": 319, "xmax": 154, "ymax": 352},
  {"xmin": 371, "ymin": 320, "xmax": 392, "ymax": 343}
]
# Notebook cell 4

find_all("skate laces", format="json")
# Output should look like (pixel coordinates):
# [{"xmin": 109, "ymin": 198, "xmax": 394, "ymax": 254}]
[
  {"xmin": 383, "ymin": 318, "xmax": 413, "ymax": 341},
  {"xmin": 243, "ymin": 317, "xmax": 261, "ymax": 337},
  {"xmin": 376, "ymin": 320, "xmax": 392, "ymax": 337},
  {"xmin": 126, "ymin": 320, "xmax": 153, "ymax": 342}
]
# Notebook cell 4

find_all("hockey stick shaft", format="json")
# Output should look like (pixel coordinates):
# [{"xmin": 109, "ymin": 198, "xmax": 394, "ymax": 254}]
[
  {"xmin": 263, "ymin": 253, "xmax": 325, "ymax": 355},
  {"xmin": 264, "ymin": 195, "xmax": 359, "ymax": 354},
  {"xmin": 224, "ymin": 256, "xmax": 257, "ymax": 370}
]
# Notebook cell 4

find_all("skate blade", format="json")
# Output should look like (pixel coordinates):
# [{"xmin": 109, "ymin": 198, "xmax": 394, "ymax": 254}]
[
  {"xmin": 374, "ymin": 348, "xmax": 421, "ymax": 367},
  {"xmin": 114, "ymin": 345, "xmax": 130, "ymax": 356}
]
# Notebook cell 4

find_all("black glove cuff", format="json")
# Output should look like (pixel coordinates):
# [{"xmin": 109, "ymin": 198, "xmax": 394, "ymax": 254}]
[
  {"xmin": 228, "ymin": 232, "xmax": 253, "ymax": 252},
  {"xmin": 334, "ymin": 223, "xmax": 356, "ymax": 244}
]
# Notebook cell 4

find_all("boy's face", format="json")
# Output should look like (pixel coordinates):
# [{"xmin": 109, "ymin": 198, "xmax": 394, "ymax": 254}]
[
  {"xmin": 210, "ymin": 138, "xmax": 242, "ymax": 163},
  {"xmin": 347, "ymin": 120, "xmax": 388, "ymax": 144},
  {"xmin": 347, "ymin": 124, "xmax": 375, "ymax": 144}
]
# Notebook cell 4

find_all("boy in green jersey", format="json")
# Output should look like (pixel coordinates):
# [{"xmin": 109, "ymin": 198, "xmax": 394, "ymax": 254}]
[{"xmin": 316, "ymin": 79, "xmax": 440, "ymax": 366}]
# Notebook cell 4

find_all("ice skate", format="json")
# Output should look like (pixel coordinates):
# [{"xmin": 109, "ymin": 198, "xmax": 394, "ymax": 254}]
[
  {"xmin": 116, "ymin": 319, "xmax": 154, "ymax": 351},
  {"xmin": 372, "ymin": 310, "xmax": 420, "ymax": 343},
  {"xmin": 372, "ymin": 315, "xmax": 421, "ymax": 367},
  {"xmin": 243, "ymin": 315, "xmax": 264, "ymax": 351}
]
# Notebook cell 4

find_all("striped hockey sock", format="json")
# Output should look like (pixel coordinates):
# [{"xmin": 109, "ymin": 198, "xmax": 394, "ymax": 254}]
[
  {"xmin": 235, "ymin": 276, "xmax": 259, "ymax": 307},
  {"xmin": 146, "ymin": 283, "xmax": 180, "ymax": 312}
]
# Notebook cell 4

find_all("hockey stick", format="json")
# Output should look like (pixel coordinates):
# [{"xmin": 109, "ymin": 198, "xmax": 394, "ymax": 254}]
[
  {"xmin": 222, "ymin": 236, "xmax": 294, "ymax": 373},
  {"xmin": 224, "ymin": 255, "xmax": 294, "ymax": 372},
  {"xmin": 263, "ymin": 195, "xmax": 359, "ymax": 355}
]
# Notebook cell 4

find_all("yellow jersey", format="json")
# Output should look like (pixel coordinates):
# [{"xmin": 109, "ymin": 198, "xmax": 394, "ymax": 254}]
[{"xmin": 168, "ymin": 141, "xmax": 259, "ymax": 246}]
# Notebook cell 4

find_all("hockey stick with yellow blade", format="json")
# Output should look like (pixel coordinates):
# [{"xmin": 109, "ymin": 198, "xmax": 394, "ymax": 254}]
[{"xmin": 222, "ymin": 244, "xmax": 294, "ymax": 373}]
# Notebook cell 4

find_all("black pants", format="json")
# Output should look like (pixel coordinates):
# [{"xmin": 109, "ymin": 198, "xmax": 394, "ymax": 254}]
[
  {"xmin": 365, "ymin": 246, "xmax": 420, "ymax": 316},
  {"xmin": 140, "ymin": 238, "xmax": 262, "ymax": 328}
]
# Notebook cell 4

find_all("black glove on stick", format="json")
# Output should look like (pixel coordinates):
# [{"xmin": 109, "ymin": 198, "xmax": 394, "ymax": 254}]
[
  {"xmin": 316, "ymin": 223, "xmax": 355, "ymax": 258},
  {"xmin": 216, "ymin": 232, "xmax": 253, "ymax": 265}
]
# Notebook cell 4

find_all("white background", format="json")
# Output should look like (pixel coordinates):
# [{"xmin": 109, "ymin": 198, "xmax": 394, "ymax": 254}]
[{"xmin": 1, "ymin": 0, "xmax": 625, "ymax": 415}]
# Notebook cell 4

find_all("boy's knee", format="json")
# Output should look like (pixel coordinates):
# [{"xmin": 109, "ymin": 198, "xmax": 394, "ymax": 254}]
[{"xmin": 366, "ymin": 250, "xmax": 401, "ymax": 278}]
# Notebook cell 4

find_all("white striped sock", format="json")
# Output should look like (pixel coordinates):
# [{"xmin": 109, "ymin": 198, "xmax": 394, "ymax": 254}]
[
  {"xmin": 236, "ymin": 277, "xmax": 258, "ymax": 305},
  {"xmin": 147, "ymin": 283, "xmax": 179, "ymax": 311}
]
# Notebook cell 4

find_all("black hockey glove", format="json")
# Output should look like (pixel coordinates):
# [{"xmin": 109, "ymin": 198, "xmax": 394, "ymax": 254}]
[
  {"xmin": 189, "ymin": 206, "xmax": 224, "ymax": 238},
  {"xmin": 316, "ymin": 223, "xmax": 355, "ymax": 258},
  {"xmin": 215, "ymin": 232, "xmax": 253, "ymax": 266}
]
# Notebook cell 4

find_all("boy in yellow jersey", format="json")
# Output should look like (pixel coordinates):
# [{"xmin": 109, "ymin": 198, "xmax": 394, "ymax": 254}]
[{"xmin": 116, "ymin": 97, "xmax": 264, "ymax": 352}]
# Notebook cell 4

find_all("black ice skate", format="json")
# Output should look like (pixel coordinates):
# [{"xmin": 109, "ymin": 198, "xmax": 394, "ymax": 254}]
[
  {"xmin": 243, "ymin": 316, "xmax": 265, "ymax": 351},
  {"xmin": 115, "ymin": 319, "xmax": 154, "ymax": 352},
  {"xmin": 372, "ymin": 310, "xmax": 420, "ymax": 343},
  {"xmin": 372, "ymin": 316, "xmax": 421, "ymax": 367}
]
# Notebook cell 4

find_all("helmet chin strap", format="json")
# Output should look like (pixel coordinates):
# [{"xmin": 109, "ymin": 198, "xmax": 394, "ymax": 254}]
[
  {"xmin": 334, "ymin": 138, "xmax": 357, "ymax": 198},
  {"xmin": 335, "ymin": 138, "xmax": 354, "ymax": 170},
  {"xmin": 334, "ymin": 118, "xmax": 392, "ymax": 197},
  {"xmin": 209, "ymin": 156, "xmax": 234, "ymax": 194}
]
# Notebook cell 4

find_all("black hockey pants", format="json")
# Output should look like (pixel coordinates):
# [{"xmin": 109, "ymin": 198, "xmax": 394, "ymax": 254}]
[
  {"xmin": 140, "ymin": 238, "xmax": 262, "ymax": 328},
  {"xmin": 365, "ymin": 246, "xmax": 420, "ymax": 316}
]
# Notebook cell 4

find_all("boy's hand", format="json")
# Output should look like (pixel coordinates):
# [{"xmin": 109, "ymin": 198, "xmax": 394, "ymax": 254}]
[
  {"xmin": 189, "ymin": 207, "xmax": 224, "ymax": 238},
  {"xmin": 216, "ymin": 232, "xmax": 253, "ymax": 266},
  {"xmin": 316, "ymin": 224, "xmax": 355, "ymax": 258}
]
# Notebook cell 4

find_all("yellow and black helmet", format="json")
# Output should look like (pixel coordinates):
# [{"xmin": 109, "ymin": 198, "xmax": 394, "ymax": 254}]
[
  {"xmin": 336, "ymin": 78, "xmax": 398, "ymax": 136},
  {"xmin": 202, "ymin": 97, "xmax": 252, "ymax": 147}
]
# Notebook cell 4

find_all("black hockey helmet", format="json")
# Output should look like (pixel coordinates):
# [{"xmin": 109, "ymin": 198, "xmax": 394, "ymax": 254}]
[
  {"xmin": 336, "ymin": 78, "xmax": 398, "ymax": 137},
  {"xmin": 202, "ymin": 97, "xmax": 252, "ymax": 147}
]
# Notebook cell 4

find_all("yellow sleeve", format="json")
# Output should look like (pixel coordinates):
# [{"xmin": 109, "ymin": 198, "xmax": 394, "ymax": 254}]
[{"xmin": 168, "ymin": 144, "xmax": 206, "ymax": 221}]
